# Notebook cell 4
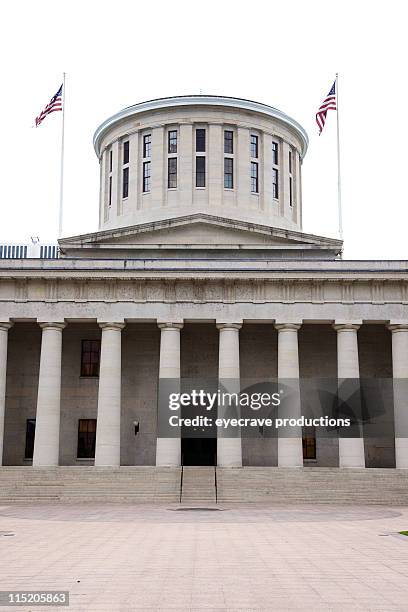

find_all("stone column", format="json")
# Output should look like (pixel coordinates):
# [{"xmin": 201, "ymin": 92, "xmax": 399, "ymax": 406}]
[
  {"xmin": 275, "ymin": 324, "xmax": 303, "ymax": 467},
  {"xmin": 333, "ymin": 323, "xmax": 365, "ymax": 468},
  {"xmin": 156, "ymin": 323, "xmax": 183, "ymax": 466},
  {"xmin": 217, "ymin": 323, "xmax": 242, "ymax": 467},
  {"xmin": 95, "ymin": 323, "xmax": 125, "ymax": 467},
  {"xmin": 33, "ymin": 322, "xmax": 66, "ymax": 467},
  {"xmin": 179, "ymin": 124, "xmax": 193, "ymax": 202},
  {"xmin": 151, "ymin": 126, "xmax": 165, "ymax": 208},
  {"xmin": 0, "ymin": 322, "xmax": 13, "ymax": 466},
  {"xmin": 388, "ymin": 324, "xmax": 408, "ymax": 468}
]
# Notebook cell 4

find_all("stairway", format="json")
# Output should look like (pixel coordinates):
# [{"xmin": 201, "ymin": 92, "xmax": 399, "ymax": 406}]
[
  {"xmin": 179, "ymin": 466, "xmax": 217, "ymax": 504},
  {"xmin": 216, "ymin": 467, "xmax": 408, "ymax": 505},
  {"xmin": 1, "ymin": 466, "xmax": 408, "ymax": 504},
  {"xmin": 0, "ymin": 467, "xmax": 181, "ymax": 503}
]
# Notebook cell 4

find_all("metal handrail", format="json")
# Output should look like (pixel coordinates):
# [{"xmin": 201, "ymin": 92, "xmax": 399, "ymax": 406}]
[
  {"xmin": 179, "ymin": 455, "xmax": 184, "ymax": 503},
  {"xmin": 214, "ymin": 464, "xmax": 218, "ymax": 505}
]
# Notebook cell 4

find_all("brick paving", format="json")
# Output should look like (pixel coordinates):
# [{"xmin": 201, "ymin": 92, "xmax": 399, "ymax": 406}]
[{"xmin": 0, "ymin": 503, "xmax": 408, "ymax": 611}]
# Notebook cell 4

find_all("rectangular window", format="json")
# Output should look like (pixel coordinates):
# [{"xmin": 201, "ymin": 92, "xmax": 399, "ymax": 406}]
[
  {"xmin": 168, "ymin": 157, "xmax": 177, "ymax": 188},
  {"xmin": 289, "ymin": 150, "xmax": 292, "ymax": 173},
  {"xmin": 108, "ymin": 176, "xmax": 112, "ymax": 207},
  {"xmin": 168, "ymin": 130, "xmax": 177, "ymax": 154},
  {"xmin": 250, "ymin": 134, "xmax": 258, "ymax": 158},
  {"xmin": 251, "ymin": 161, "xmax": 259, "ymax": 193},
  {"xmin": 196, "ymin": 129, "xmax": 206, "ymax": 152},
  {"xmin": 224, "ymin": 130, "xmax": 233, "ymax": 154},
  {"xmin": 143, "ymin": 161, "xmax": 151, "ymax": 192},
  {"xmin": 272, "ymin": 141, "xmax": 279, "ymax": 165},
  {"xmin": 24, "ymin": 419, "xmax": 36, "ymax": 460},
  {"xmin": 77, "ymin": 419, "xmax": 97, "ymax": 459},
  {"xmin": 109, "ymin": 149, "xmax": 113, "ymax": 173},
  {"xmin": 303, "ymin": 434, "xmax": 316, "ymax": 460},
  {"xmin": 224, "ymin": 158, "xmax": 233, "ymax": 189},
  {"xmin": 122, "ymin": 167, "xmax": 129, "ymax": 198},
  {"xmin": 196, "ymin": 156, "xmax": 206, "ymax": 187},
  {"xmin": 123, "ymin": 140, "xmax": 129, "ymax": 165},
  {"xmin": 81, "ymin": 340, "xmax": 100, "ymax": 377},
  {"xmin": 289, "ymin": 176, "xmax": 293, "ymax": 206},
  {"xmin": 272, "ymin": 168, "xmax": 279, "ymax": 199},
  {"xmin": 143, "ymin": 134, "xmax": 152, "ymax": 158}
]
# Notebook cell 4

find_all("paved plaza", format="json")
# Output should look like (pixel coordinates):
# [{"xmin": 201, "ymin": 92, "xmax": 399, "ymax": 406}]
[{"xmin": 0, "ymin": 503, "xmax": 408, "ymax": 611}]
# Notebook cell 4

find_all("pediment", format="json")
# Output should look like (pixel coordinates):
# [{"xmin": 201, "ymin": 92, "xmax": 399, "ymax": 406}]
[
  {"xmin": 59, "ymin": 214, "xmax": 342, "ymax": 257},
  {"xmin": 91, "ymin": 222, "xmax": 302, "ymax": 247}
]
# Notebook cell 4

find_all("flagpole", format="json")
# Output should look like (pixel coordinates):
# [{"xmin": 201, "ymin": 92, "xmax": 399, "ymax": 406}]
[
  {"xmin": 58, "ymin": 72, "xmax": 66, "ymax": 238},
  {"xmin": 336, "ymin": 72, "xmax": 343, "ymax": 240}
]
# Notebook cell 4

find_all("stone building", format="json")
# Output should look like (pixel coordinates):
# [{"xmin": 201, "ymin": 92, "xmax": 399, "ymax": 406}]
[{"xmin": 0, "ymin": 95, "xmax": 407, "ymax": 473}]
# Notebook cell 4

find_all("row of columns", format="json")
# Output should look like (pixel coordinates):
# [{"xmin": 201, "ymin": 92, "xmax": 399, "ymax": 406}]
[{"xmin": 0, "ymin": 321, "xmax": 408, "ymax": 467}]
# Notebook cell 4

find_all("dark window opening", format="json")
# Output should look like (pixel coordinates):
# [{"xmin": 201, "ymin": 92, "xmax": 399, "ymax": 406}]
[
  {"xmin": 250, "ymin": 134, "xmax": 258, "ymax": 158},
  {"xmin": 109, "ymin": 149, "xmax": 113, "ymax": 173},
  {"xmin": 77, "ymin": 419, "xmax": 96, "ymax": 459},
  {"xmin": 108, "ymin": 176, "xmax": 112, "ymax": 207},
  {"xmin": 24, "ymin": 419, "xmax": 36, "ymax": 460},
  {"xmin": 196, "ymin": 156, "xmax": 205, "ymax": 187},
  {"xmin": 289, "ymin": 176, "xmax": 293, "ymax": 206},
  {"xmin": 123, "ymin": 140, "xmax": 129, "ymax": 165},
  {"xmin": 143, "ymin": 134, "xmax": 152, "ymax": 158},
  {"xmin": 224, "ymin": 157, "xmax": 233, "ymax": 189},
  {"xmin": 289, "ymin": 149, "xmax": 293, "ymax": 173},
  {"xmin": 122, "ymin": 167, "xmax": 129, "ymax": 198},
  {"xmin": 196, "ymin": 129, "xmax": 206, "ymax": 152},
  {"xmin": 168, "ymin": 157, "xmax": 177, "ymax": 188},
  {"xmin": 273, "ymin": 168, "xmax": 279, "ymax": 199},
  {"xmin": 168, "ymin": 130, "xmax": 177, "ymax": 153},
  {"xmin": 272, "ymin": 141, "xmax": 279, "ymax": 165},
  {"xmin": 303, "ymin": 435, "xmax": 316, "ymax": 460},
  {"xmin": 143, "ymin": 161, "xmax": 151, "ymax": 192},
  {"xmin": 224, "ymin": 130, "xmax": 233, "ymax": 154},
  {"xmin": 251, "ymin": 161, "xmax": 259, "ymax": 193},
  {"xmin": 81, "ymin": 340, "xmax": 100, "ymax": 377}
]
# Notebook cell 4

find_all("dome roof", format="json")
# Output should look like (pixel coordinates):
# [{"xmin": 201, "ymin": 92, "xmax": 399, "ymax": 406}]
[{"xmin": 93, "ymin": 94, "xmax": 308, "ymax": 158}]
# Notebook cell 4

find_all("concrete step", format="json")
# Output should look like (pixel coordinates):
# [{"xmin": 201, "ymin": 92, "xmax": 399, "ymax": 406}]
[{"xmin": 180, "ymin": 466, "xmax": 216, "ymax": 504}]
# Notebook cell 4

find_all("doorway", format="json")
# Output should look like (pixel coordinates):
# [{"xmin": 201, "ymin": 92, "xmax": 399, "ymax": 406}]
[{"xmin": 181, "ymin": 438, "xmax": 217, "ymax": 466}]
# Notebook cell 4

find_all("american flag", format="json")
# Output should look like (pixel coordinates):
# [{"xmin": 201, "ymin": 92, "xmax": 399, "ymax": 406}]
[
  {"xmin": 316, "ymin": 80, "xmax": 337, "ymax": 134},
  {"xmin": 35, "ymin": 84, "xmax": 63, "ymax": 127}
]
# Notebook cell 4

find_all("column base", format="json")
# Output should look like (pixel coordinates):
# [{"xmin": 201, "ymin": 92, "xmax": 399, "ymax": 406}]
[
  {"xmin": 395, "ymin": 438, "xmax": 408, "ymax": 468},
  {"xmin": 217, "ymin": 438, "xmax": 242, "ymax": 467},
  {"xmin": 94, "ymin": 444, "xmax": 121, "ymax": 467},
  {"xmin": 156, "ymin": 437, "xmax": 181, "ymax": 466},
  {"xmin": 278, "ymin": 437, "xmax": 303, "ymax": 467},
  {"xmin": 339, "ymin": 438, "xmax": 365, "ymax": 468}
]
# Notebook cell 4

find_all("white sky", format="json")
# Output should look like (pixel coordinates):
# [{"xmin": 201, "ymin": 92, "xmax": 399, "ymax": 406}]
[{"xmin": 1, "ymin": 0, "xmax": 406, "ymax": 260}]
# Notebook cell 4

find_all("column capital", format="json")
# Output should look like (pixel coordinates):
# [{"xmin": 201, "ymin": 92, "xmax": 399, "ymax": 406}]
[
  {"xmin": 157, "ymin": 322, "xmax": 184, "ymax": 331},
  {"xmin": 216, "ymin": 323, "xmax": 242, "ymax": 331},
  {"xmin": 387, "ymin": 323, "xmax": 408, "ymax": 333},
  {"xmin": 333, "ymin": 322, "xmax": 361, "ymax": 332},
  {"xmin": 98, "ymin": 322, "xmax": 126, "ymax": 331},
  {"xmin": 0, "ymin": 322, "xmax": 13, "ymax": 331},
  {"xmin": 274, "ymin": 323, "xmax": 301, "ymax": 332},
  {"xmin": 39, "ymin": 322, "xmax": 66, "ymax": 331}
]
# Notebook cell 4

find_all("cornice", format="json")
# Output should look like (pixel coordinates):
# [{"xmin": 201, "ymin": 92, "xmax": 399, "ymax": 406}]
[{"xmin": 93, "ymin": 95, "xmax": 309, "ymax": 159}]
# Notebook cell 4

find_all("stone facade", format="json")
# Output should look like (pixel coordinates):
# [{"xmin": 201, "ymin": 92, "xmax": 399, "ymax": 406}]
[{"xmin": 0, "ymin": 95, "xmax": 407, "ymax": 471}]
